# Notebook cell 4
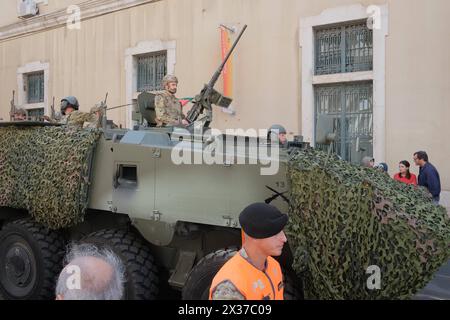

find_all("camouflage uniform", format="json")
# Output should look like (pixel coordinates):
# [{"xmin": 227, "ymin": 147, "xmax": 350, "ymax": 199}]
[
  {"xmin": 211, "ymin": 280, "xmax": 245, "ymax": 300},
  {"xmin": 63, "ymin": 111, "xmax": 95, "ymax": 128},
  {"xmin": 82, "ymin": 105, "xmax": 103, "ymax": 129},
  {"xmin": 154, "ymin": 90, "xmax": 185, "ymax": 127},
  {"xmin": 82, "ymin": 114, "xmax": 101, "ymax": 129}
]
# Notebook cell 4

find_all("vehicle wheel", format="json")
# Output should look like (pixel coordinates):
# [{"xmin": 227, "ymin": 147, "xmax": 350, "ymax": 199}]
[
  {"xmin": 0, "ymin": 218, "xmax": 65, "ymax": 300},
  {"xmin": 282, "ymin": 270, "xmax": 304, "ymax": 300},
  {"xmin": 81, "ymin": 229, "xmax": 159, "ymax": 300},
  {"xmin": 182, "ymin": 247, "xmax": 238, "ymax": 300},
  {"xmin": 182, "ymin": 247, "xmax": 304, "ymax": 300}
]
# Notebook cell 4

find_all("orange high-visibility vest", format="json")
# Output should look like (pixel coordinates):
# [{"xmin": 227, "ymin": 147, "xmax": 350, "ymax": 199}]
[{"xmin": 209, "ymin": 251, "xmax": 284, "ymax": 300}]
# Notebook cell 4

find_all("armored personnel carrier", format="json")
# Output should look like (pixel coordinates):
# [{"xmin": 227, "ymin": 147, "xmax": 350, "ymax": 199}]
[
  {"xmin": 1, "ymin": 24, "xmax": 448, "ymax": 300},
  {"xmin": 0, "ymin": 25, "xmax": 304, "ymax": 300}
]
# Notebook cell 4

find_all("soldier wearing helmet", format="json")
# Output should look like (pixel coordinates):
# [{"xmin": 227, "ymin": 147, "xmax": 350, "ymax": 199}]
[
  {"xmin": 267, "ymin": 124, "xmax": 288, "ymax": 146},
  {"xmin": 58, "ymin": 96, "xmax": 80, "ymax": 125},
  {"xmin": 60, "ymin": 96, "xmax": 79, "ymax": 116},
  {"xmin": 45, "ymin": 96, "xmax": 92, "ymax": 128},
  {"xmin": 44, "ymin": 96, "xmax": 81, "ymax": 125},
  {"xmin": 154, "ymin": 75, "xmax": 189, "ymax": 127}
]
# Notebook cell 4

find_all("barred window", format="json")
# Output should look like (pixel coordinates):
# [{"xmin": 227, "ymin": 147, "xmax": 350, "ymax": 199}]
[
  {"xmin": 137, "ymin": 51, "xmax": 167, "ymax": 92},
  {"xmin": 27, "ymin": 108, "xmax": 44, "ymax": 121},
  {"xmin": 315, "ymin": 21, "xmax": 373, "ymax": 75},
  {"xmin": 27, "ymin": 71, "xmax": 45, "ymax": 103},
  {"xmin": 315, "ymin": 82, "xmax": 373, "ymax": 163}
]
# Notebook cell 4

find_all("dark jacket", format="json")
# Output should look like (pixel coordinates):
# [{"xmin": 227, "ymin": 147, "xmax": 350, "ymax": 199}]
[{"xmin": 418, "ymin": 162, "xmax": 441, "ymax": 198}]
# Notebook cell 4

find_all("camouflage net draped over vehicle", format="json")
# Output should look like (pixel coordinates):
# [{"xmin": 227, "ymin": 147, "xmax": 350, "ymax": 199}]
[
  {"xmin": 286, "ymin": 148, "xmax": 450, "ymax": 299},
  {"xmin": 0, "ymin": 126, "xmax": 101, "ymax": 229}
]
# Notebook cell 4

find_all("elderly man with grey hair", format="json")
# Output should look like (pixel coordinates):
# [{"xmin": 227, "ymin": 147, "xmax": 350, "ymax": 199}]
[
  {"xmin": 56, "ymin": 243, "xmax": 125, "ymax": 300},
  {"xmin": 361, "ymin": 156, "xmax": 375, "ymax": 168}
]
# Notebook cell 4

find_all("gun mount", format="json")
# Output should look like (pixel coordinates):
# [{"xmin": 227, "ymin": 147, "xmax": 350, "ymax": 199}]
[{"xmin": 135, "ymin": 25, "xmax": 247, "ymax": 131}]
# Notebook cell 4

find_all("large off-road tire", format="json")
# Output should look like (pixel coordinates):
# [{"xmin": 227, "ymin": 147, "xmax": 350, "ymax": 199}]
[
  {"xmin": 0, "ymin": 218, "xmax": 65, "ymax": 300},
  {"xmin": 81, "ymin": 229, "xmax": 159, "ymax": 300},
  {"xmin": 282, "ymin": 269, "xmax": 304, "ymax": 300},
  {"xmin": 182, "ymin": 248, "xmax": 237, "ymax": 300},
  {"xmin": 182, "ymin": 248, "xmax": 303, "ymax": 300}
]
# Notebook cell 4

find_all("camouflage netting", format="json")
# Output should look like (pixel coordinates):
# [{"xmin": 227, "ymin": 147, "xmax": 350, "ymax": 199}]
[
  {"xmin": 0, "ymin": 126, "xmax": 102, "ymax": 229},
  {"xmin": 286, "ymin": 148, "xmax": 450, "ymax": 299}
]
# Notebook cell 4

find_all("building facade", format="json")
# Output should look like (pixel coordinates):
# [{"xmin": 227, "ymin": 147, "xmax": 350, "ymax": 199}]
[{"xmin": 0, "ymin": 0, "xmax": 449, "ymax": 205}]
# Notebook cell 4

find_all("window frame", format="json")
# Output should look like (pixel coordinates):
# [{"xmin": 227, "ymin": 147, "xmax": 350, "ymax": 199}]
[
  {"xmin": 26, "ymin": 71, "xmax": 45, "ymax": 104},
  {"xmin": 125, "ymin": 40, "xmax": 176, "ymax": 129},
  {"xmin": 299, "ymin": 4, "xmax": 388, "ymax": 163},
  {"xmin": 136, "ymin": 50, "xmax": 167, "ymax": 93},
  {"xmin": 314, "ymin": 81, "xmax": 374, "ymax": 163},
  {"xmin": 314, "ymin": 19, "xmax": 373, "ymax": 76},
  {"xmin": 17, "ymin": 61, "xmax": 49, "ymax": 117}
]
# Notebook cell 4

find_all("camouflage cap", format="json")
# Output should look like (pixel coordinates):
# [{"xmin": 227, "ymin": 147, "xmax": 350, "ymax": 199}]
[{"xmin": 162, "ymin": 75, "xmax": 178, "ymax": 87}]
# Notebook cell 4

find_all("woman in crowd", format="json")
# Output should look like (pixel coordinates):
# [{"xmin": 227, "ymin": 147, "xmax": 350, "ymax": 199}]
[{"xmin": 393, "ymin": 160, "xmax": 417, "ymax": 185}]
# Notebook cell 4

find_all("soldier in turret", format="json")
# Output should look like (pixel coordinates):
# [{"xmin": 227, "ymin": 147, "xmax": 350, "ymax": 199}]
[
  {"xmin": 154, "ymin": 75, "xmax": 189, "ymax": 127},
  {"xmin": 44, "ymin": 96, "xmax": 93, "ymax": 128},
  {"xmin": 267, "ymin": 124, "xmax": 288, "ymax": 147}
]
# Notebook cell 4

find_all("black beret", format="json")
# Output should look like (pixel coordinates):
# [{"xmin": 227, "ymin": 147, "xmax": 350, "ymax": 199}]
[{"xmin": 239, "ymin": 203, "xmax": 288, "ymax": 239}]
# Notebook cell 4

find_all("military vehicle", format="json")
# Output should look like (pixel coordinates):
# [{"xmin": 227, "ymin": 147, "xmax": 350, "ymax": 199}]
[
  {"xmin": 0, "ymin": 25, "xmax": 302, "ymax": 300},
  {"xmin": 1, "ymin": 24, "xmax": 448, "ymax": 301}
]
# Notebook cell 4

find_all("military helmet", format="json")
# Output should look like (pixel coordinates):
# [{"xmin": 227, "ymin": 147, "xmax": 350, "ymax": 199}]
[
  {"xmin": 267, "ymin": 124, "xmax": 287, "ymax": 144},
  {"xmin": 268, "ymin": 124, "xmax": 287, "ymax": 135},
  {"xmin": 61, "ymin": 96, "xmax": 79, "ymax": 115},
  {"xmin": 162, "ymin": 75, "xmax": 178, "ymax": 87}
]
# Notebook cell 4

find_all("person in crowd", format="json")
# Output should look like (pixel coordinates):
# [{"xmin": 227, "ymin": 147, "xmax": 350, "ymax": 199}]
[
  {"xmin": 413, "ymin": 151, "xmax": 441, "ymax": 204},
  {"xmin": 361, "ymin": 156, "xmax": 375, "ymax": 168},
  {"xmin": 55, "ymin": 243, "xmax": 125, "ymax": 300},
  {"xmin": 393, "ymin": 160, "xmax": 417, "ymax": 185}
]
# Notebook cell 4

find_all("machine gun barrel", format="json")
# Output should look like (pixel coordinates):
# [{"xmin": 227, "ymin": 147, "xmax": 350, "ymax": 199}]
[
  {"xmin": 9, "ymin": 90, "xmax": 16, "ymax": 121},
  {"xmin": 207, "ymin": 24, "xmax": 247, "ymax": 89},
  {"xmin": 50, "ymin": 96, "xmax": 55, "ymax": 119},
  {"xmin": 186, "ymin": 24, "xmax": 247, "ymax": 125}
]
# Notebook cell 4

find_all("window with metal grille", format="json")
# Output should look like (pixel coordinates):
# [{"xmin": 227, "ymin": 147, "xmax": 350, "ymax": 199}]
[
  {"xmin": 27, "ymin": 71, "xmax": 45, "ymax": 103},
  {"xmin": 315, "ymin": 82, "xmax": 373, "ymax": 163},
  {"xmin": 315, "ymin": 21, "xmax": 373, "ymax": 75},
  {"xmin": 27, "ymin": 108, "xmax": 44, "ymax": 121},
  {"xmin": 137, "ymin": 51, "xmax": 167, "ymax": 92}
]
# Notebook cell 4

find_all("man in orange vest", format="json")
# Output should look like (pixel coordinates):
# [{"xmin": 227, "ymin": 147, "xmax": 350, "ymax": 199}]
[{"xmin": 209, "ymin": 202, "xmax": 288, "ymax": 300}]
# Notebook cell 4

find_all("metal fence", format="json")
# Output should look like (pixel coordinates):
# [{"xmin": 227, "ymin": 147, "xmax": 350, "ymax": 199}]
[
  {"xmin": 137, "ymin": 51, "xmax": 167, "ymax": 92},
  {"xmin": 315, "ymin": 21, "xmax": 373, "ymax": 75}
]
